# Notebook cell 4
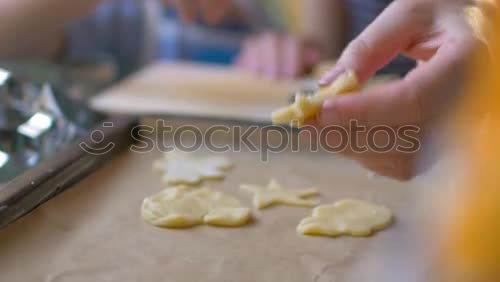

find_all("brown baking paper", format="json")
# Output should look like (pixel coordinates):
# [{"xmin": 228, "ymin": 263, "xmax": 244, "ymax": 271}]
[{"xmin": 0, "ymin": 120, "xmax": 420, "ymax": 282}]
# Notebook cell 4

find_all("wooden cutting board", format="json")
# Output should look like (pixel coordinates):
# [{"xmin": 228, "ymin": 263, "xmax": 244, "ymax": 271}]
[
  {"xmin": 0, "ymin": 119, "xmax": 447, "ymax": 282},
  {"xmin": 90, "ymin": 62, "xmax": 298, "ymax": 123}
]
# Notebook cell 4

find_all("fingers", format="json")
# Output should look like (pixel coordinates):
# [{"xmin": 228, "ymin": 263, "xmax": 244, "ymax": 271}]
[
  {"xmin": 308, "ymin": 0, "xmax": 478, "ymax": 181},
  {"xmin": 299, "ymin": 122, "xmax": 423, "ymax": 181},
  {"xmin": 317, "ymin": 80, "xmax": 424, "ymax": 127},
  {"xmin": 300, "ymin": 121, "xmax": 423, "ymax": 158},
  {"xmin": 282, "ymin": 38, "xmax": 321, "ymax": 78},
  {"xmin": 316, "ymin": 36, "xmax": 473, "ymax": 129},
  {"xmin": 235, "ymin": 33, "xmax": 319, "ymax": 80},
  {"xmin": 282, "ymin": 36, "xmax": 301, "ymax": 79},
  {"xmin": 359, "ymin": 155, "xmax": 417, "ymax": 181},
  {"xmin": 319, "ymin": 1, "xmax": 430, "ymax": 85},
  {"xmin": 235, "ymin": 34, "xmax": 280, "ymax": 78},
  {"xmin": 261, "ymin": 33, "xmax": 281, "ymax": 79},
  {"xmin": 302, "ymin": 41, "xmax": 322, "ymax": 68},
  {"xmin": 309, "ymin": 35, "xmax": 474, "ymax": 181},
  {"xmin": 235, "ymin": 37, "xmax": 260, "ymax": 73}
]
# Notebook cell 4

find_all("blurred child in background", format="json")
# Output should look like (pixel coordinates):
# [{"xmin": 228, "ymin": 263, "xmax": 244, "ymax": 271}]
[
  {"xmin": 236, "ymin": 0, "xmax": 416, "ymax": 79},
  {"xmin": 0, "ymin": 0, "xmax": 266, "ymax": 77},
  {"xmin": 0, "ymin": 0, "xmax": 414, "ymax": 80},
  {"xmin": 60, "ymin": 0, "xmax": 263, "ymax": 78}
]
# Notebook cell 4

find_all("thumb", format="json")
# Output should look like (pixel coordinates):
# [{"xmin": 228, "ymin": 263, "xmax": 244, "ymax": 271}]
[{"xmin": 319, "ymin": 1, "xmax": 423, "ymax": 84}]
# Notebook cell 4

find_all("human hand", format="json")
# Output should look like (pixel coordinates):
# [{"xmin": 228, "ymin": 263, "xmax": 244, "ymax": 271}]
[
  {"xmin": 162, "ymin": 0, "xmax": 233, "ymax": 25},
  {"xmin": 235, "ymin": 32, "xmax": 322, "ymax": 80},
  {"xmin": 307, "ymin": 0, "xmax": 486, "ymax": 180}
]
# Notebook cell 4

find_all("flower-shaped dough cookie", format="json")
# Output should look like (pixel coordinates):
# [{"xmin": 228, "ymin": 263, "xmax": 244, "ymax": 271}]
[
  {"xmin": 297, "ymin": 199, "xmax": 393, "ymax": 237},
  {"xmin": 271, "ymin": 70, "xmax": 359, "ymax": 127},
  {"xmin": 153, "ymin": 151, "xmax": 232, "ymax": 185},
  {"xmin": 240, "ymin": 179, "xmax": 319, "ymax": 209},
  {"xmin": 141, "ymin": 186, "xmax": 251, "ymax": 228}
]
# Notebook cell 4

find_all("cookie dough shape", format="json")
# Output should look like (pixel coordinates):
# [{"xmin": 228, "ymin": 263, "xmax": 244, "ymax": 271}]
[
  {"xmin": 271, "ymin": 70, "xmax": 360, "ymax": 127},
  {"xmin": 153, "ymin": 151, "xmax": 232, "ymax": 185},
  {"xmin": 240, "ymin": 179, "xmax": 319, "ymax": 209},
  {"xmin": 141, "ymin": 186, "xmax": 251, "ymax": 228},
  {"xmin": 297, "ymin": 199, "xmax": 393, "ymax": 237}
]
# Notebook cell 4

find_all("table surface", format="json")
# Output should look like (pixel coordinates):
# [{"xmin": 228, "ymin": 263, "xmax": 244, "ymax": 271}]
[
  {"xmin": 0, "ymin": 118, "xmax": 446, "ymax": 282},
  {"xmin": 90, "ymin": 62, "xmax": 298, "ymax": 124}
]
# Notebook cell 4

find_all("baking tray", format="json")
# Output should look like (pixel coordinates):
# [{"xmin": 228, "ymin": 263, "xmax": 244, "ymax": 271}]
[{"xmin": 0, "ymin": 116, "xmax": 137, "ymax": 229}]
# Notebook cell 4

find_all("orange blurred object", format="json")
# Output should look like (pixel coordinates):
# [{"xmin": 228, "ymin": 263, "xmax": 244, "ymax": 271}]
[{"xmin": 441, "ymin": 2, "xmax": 500, "ymax": 281}]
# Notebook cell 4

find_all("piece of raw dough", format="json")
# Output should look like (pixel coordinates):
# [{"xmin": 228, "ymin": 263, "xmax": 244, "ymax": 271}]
[
  {"xmin": 153, "ymin": 151, "xmax": 232, "ymax": 185},
  {"xmin": 141, "ymin": 186, "xmax": 251, "ymax": 228},
  {"xmin": 297, "ymin": 199, "xmax": 393, "ymax": 237},
  {"xmin": 271, "ymin": 70, "xmax": 360, "ymax": 127},
  {"xmin": 240, "ymin": 179, "xmax": 319, "ymax": 209}
]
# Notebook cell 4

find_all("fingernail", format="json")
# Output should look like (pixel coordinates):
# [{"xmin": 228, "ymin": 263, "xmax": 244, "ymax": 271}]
[{"xmin": 319, "ymin": 64, "xmax": 345, "ymax": 86}]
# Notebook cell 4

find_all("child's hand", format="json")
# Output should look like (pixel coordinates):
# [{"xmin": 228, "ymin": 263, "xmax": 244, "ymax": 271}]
[
  {"xmin": 309, "ymin": 0, "xmax": 486, "ymax": 180},
  {"xmin": 235, "ymin": 32, "xmax": 322, "ymax": 80}
]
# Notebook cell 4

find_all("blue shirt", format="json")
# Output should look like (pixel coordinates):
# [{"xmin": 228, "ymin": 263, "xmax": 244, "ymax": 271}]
[
  {"xmin": 64, "ymin": 0, "xmax": 415, "ymax": 78},
  {"xmin": 64, "ymin": 0, "xmax": 253, "ymax": 78}
]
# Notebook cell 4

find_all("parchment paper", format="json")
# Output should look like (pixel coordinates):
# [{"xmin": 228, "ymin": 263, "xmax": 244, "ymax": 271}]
[{"xmin": 0, "ymin": 120, "xmax": 422, "ymax": 282}]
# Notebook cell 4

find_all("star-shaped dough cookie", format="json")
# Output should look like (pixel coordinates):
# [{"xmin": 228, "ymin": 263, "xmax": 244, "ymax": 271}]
[
  {"xmin": 153, "ymin": 151, "xmax": 232, "ymax": 185},
  {"xmin": 297, "ymin": 199, "xmax": 393, "ymax": 237},
  {"xmin": 240, "ymin": 179, "xmax": 319, "ymax": 209},
  {"xmin": 271, "ymin": 70, "xmax": 360, "ymax": 127},
  {"xmin": 141, "ymin": 186, "xmax": 251, "ymax": 228}
]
